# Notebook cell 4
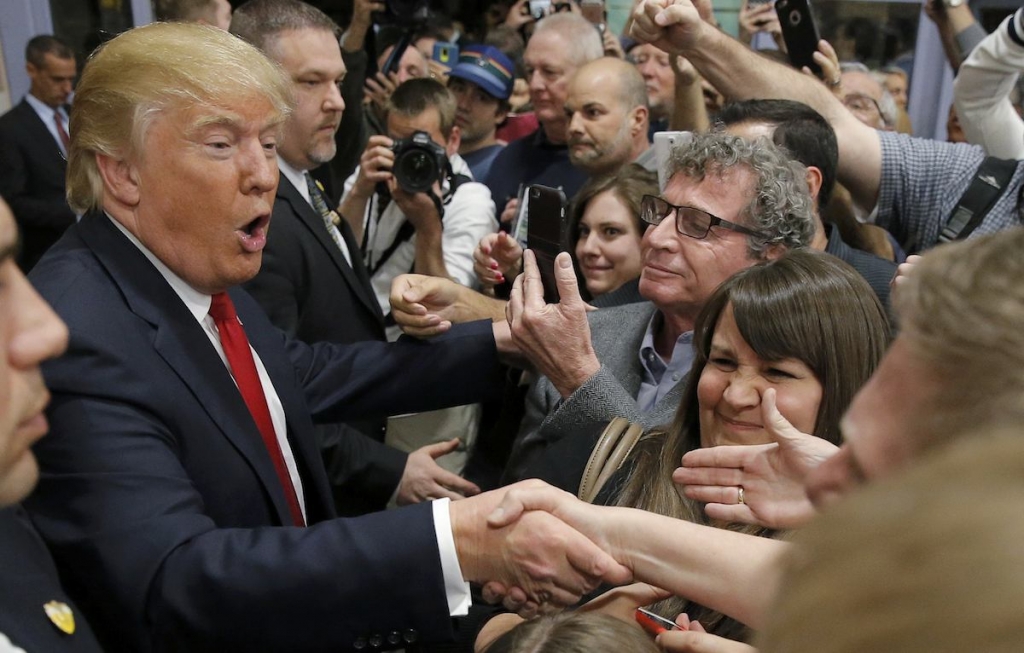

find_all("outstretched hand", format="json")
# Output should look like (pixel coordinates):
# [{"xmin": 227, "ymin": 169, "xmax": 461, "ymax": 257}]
[
  {"xmin": 891, "ymin": 254, "xmax": 921, "ymax": 294},
  {"xmin": 474, "ymin": 232, "xmax": 524, "ymax": 291},
  {"xmin": 396, "ymin": 438, "xmax": 480, "ymax": 505},
  {"xmin": 451, "ymin": 480, "xmax": 632, "ymax": 618},
  {"xmin": 389, "ymin": 274, "xmax": 460, "ymax": 336},
  {"xmin": 672, "ymin": 388, "xmax": 836, "ymax": 529},
  {"xmin": 580, "ymin": 582, "xmax": 673, "ymax": 623},
  {"xmin": 506, "ymin": 251, "xmax": 599, "ymax": 398},
  {"xmin": 481, "ymin": 480, "xmax": 629, "ymax": 614}
]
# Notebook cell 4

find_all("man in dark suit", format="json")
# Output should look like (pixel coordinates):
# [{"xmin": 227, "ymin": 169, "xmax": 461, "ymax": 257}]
[
  {"xmin": 25, "ymin": 20, "xmax": 628, "ymax": 652},
  {"xmin": 234, "ymin": 0, "xmax": 478, "ymax": 515},
  {"xmin": 0, "ymin": 196, "xmax": 101, "ymax": 651},
  {"xmin": 0, "ymin": 35, "xmax": 77, "ymax": 272}
]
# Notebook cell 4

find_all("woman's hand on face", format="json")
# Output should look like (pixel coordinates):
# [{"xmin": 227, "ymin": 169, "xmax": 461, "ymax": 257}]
[{"xmin": 673, "ymin": 388, "xmax": 837, "ymax": 530}]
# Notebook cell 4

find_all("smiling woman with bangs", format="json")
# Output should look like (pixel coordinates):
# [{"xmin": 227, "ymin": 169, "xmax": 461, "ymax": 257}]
[{"xmin": 522, "ymin": 248, "xmax": 890, "ymax": 644}]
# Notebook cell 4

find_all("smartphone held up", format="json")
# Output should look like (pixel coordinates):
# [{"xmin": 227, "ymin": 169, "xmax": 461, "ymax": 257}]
[{"xmin": 775, "ymin": 0, "xmax": 822, "ymax": 77}]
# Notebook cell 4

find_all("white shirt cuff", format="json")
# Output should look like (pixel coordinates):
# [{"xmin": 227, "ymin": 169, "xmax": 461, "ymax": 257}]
[{"xmin": 432, "ymin": 498, "xmax": 472, "ymax": 616}]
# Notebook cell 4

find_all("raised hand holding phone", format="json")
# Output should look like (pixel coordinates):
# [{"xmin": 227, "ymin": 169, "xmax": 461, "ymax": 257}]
[
  {"xmin": 506, "ymin": 250, "xmax": 600, "ymax": 398},
  {"xmin": 775, "ymin": 0, "xmax": 822, "ymax": 77}
]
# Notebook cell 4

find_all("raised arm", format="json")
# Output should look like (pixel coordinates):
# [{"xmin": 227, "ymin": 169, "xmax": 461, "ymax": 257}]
[
  {"xmin": 630, "ymin": 0, "xmax": 883, "ymax": 211},
  {"xmin": 953, "ymin": 9, "xmax": 1024, "ymax": 159},
  {"xmin": 487, "ymin": 482, "xmax": 787, "ymax": 629}
]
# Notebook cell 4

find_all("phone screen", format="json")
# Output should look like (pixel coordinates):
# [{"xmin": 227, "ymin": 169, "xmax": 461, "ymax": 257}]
[
  {"xmin": 527, "ymin": 0, "xmax": 551, "ymax": 20},
  {"xmin": 525, "ymin": 185, "xmax": 568, "ymax": 304},
  {"xmin": 652, "ymin": 131, "xmax": 693, "ymax": 191}
]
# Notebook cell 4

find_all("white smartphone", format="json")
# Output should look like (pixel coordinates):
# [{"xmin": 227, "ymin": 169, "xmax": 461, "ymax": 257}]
[{"xmin": 652, "ymin": 131, "xmax": 694, "ymax": 191}]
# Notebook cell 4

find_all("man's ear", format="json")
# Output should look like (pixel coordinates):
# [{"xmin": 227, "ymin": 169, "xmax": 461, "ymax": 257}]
[
  {"xmin": 630, "ymin": 105, "xmax": 648, "ymax": 138},
  {"xmin": 493, "ymin": 104, "xmax": 509, "ymax": 129},
  {"xmin": 805, "ymin": 166, "xmax": 823, "ymax": 207},
  {"xmin": 446, "ymin": 125, "xmax": 461, "ymax": 157},
  {"xmin": 95, "ymin": 153, "xmax": 141, "ymax": 207}
]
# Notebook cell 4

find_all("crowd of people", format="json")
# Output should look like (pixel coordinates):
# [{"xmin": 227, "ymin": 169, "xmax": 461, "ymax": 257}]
[{"xmin": 0, "ymin": 0, "xmax": 1022, "ymax": 651}]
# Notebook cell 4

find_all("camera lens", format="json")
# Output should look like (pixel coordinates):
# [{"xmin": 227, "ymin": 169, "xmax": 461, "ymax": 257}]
[
  {"xmin": 395, "ymin": 149, "xmax": 438, "ymax": 193},
  {"xmin": 789, "ymin": 10, "xmax": 801, "ymax": 25}
]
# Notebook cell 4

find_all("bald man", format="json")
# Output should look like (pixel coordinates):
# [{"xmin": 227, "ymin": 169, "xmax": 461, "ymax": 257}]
[{"xmin": 566, "ymin": 57, "xmax": 654, "ymax": 178}]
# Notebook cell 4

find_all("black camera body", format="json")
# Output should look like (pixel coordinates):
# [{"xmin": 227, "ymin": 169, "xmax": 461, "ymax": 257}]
[{"xmin": 391, "ymin": 131, "xmax": 449, "ymax": 194}]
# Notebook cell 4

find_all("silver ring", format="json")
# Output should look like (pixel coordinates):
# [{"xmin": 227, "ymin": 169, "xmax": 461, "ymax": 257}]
[{"xmin": 737, "ymin": 486, "xmax": 746, "ymax": 505}]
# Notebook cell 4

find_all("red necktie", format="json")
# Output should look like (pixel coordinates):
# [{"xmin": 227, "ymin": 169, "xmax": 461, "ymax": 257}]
[
  {"xmin": 209, "ymin": 292, "xmax": 305, "ymax": 526},
  {"xmin": 54, "ymin": 111, "xmax": 70, "ymax": 151}
]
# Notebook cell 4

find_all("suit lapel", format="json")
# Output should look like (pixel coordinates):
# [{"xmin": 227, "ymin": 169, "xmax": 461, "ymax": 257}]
[
  {"xmin": 276, "ymin": 179, "xmax": 384, "ymax": 322},
  {"xmin": 17, "ymin": 100, "xmax": 66, "ymax": 173},
  {"xmin": 603, "ymin": 303, "xmax": 657, "ymax": 396},
  {"xmin": 76, "ymin": 214, "xmax": 303, "ymax": 526},
  {"xmin": 235, "ymin": 291, "xmax": 336, "ymax": 522}
]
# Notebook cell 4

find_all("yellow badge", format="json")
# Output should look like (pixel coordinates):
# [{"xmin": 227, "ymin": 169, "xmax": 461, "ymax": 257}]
[{"xmin": 44, "ymin": 600, "xmax": 75, "ymax": 635}]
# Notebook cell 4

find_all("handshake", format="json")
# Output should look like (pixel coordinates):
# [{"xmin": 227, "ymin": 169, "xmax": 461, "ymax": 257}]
[{"xmin": 450, "ymin": 480, "xmax": 632, "ymax": 616}]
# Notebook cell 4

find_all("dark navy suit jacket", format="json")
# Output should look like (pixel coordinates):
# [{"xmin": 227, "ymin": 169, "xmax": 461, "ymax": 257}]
[
  {"xmin": 0, "ymin": 99, "xmax": 76, "ymax": 271},
  {"xmin": 0, "ymin": 506, "xmax": 103, "ymax": 652},
  {"xmin": 26, "ymin": 213, "xmax": 500, "ymax": 652}
]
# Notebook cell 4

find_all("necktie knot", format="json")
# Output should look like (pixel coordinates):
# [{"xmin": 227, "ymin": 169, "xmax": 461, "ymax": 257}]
[{"xmin": 209, "ymin": 292, "xmax": 237, "ymax": 324}]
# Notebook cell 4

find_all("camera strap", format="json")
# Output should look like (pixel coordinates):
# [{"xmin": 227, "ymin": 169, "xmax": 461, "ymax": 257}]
[
  {"xmin": 939, "ymin": 156, "xmax": 1018, "ymax": 244},
  {"xmin": 366, "ymin": 172, "xmax": 472, "ymax": 278}
]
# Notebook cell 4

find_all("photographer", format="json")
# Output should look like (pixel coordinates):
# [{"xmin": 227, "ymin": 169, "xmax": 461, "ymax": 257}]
[{"xmin": 340, "ymin": 78, "xmax": 497, "ymax": 336}]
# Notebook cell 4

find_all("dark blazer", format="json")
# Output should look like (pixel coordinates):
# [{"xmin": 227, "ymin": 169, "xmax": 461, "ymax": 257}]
[
  {"xmin": 26, "ymin": 213, "xmax": 502, "ymax": 652},
  {"xmin": 0, "ymin": 506, "xmax": 103, "ymax": 652},
  {"xmin": 0, "ymin": 98, "xmax": 76, "ymax": 271},
  {"xmin": 245, "ymin": 175, "xmax": 385, "ymax": 346},
  {"xmin": 244, "ymin": 175, "xmax": 403, "ymax": 515},
  {"xmin": 824, "ymin": 224, "xmax": 896, "ymax": 313}
]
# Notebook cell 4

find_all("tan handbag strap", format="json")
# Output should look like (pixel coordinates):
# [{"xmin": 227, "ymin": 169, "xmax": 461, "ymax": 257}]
[{"xmin": 578, "ymin": 417, "xmax": 644, "ymax": 503}]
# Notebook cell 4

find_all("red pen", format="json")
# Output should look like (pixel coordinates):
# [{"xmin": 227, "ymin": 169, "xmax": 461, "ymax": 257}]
[{"xmin": 635, "ymin": 608, "xmax": 680, "ymax": 636}]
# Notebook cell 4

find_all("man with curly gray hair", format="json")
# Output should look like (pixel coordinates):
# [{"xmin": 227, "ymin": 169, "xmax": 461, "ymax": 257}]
[{"xmin": 503, "ymin": 131, "xmax": 815, "ymax": 479}]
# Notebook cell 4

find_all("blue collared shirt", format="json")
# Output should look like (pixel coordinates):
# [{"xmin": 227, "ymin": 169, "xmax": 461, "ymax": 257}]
[{"xmin": 636, "ymin": 312, "xmax": 695, "ymax": 412}]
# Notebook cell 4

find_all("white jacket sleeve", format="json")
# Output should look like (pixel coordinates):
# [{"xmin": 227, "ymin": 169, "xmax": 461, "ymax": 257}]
[{"xmin": 953, "ymin": 9, "xmax": 1024, "ymax": 160}]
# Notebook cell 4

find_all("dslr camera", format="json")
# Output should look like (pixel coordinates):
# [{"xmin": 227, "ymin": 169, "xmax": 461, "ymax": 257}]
[{"xmin": 391, "ymin": 131, "xmax": 449, "ymax": 194}]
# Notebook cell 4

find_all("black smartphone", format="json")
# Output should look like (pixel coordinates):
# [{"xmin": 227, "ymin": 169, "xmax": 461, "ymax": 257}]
[
  {"xmin": 525, "ymin": 184, "xmax": 569, "ymax": 304},
  {"xmin": 381, "ymin": 31, "xmax": 414, "ymax": 77},
  {"xmin": 775, "ymin": 0, "xmax": 822, "ymax": 77}
]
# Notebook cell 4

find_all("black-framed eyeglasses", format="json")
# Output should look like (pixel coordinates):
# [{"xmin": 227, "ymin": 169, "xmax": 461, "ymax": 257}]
[
  {"xmin": 640, "ymin": 195, "xmax": 768, "ymax": 240},
  {"xmin": 842, "ymin": 92, "xmax": 882, "ymax": 118}
]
